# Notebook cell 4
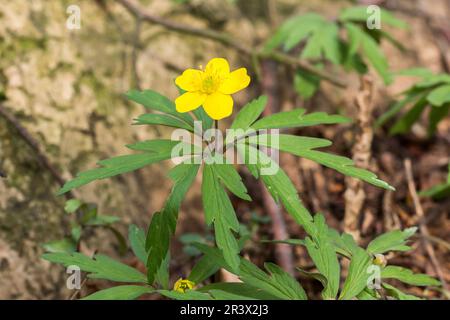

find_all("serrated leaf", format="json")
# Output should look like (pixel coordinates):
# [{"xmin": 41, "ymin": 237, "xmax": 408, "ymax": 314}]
[
  {"xmin": 256, "ymin": 134, "xmax": 394, "ymax": 190},
  {"xmin": 328, "ymin": 229, "xmax": 359, "ymax": 258},
  {"xmin": 304, "ymin": 215, "xmax": 340, "ymax": 299},
  {"xmin": 125, "ymin": 89, "xmax": 193, "ymax": 124},
  {"xmin": 339, "ymin": 248, "xmax": 372, "ymax": 300},
  {"xmin": 212, "ymin": 162, "xmax": 251, "ymax": 201},
  {"xmin": 339, "ymin": 6, "xmax": 407, "ymax": 29},
  {"xmin": 194, "ymin": 243, "xmax": 306, "ymax": 300},
  {"xmin": 367, "ymin": 227, "xmax": 417, "ymax": 254},
  {"xmin": 58, "ymin": 152, "xmax": 174, "ymax": 196},
  {"xmin": 82, "ymin": 285, "xmax": 154, "ymax": 300},
  {"xmin": 251, "ymin": 109, "xmax": 350, "ymax": 130},
  {"xmin": 283, "ymin": 14, "xmax": 325, "ymax": 51},
  {"xmin": 129, "ymin": 224, "xmax": 147, "ymax": 264},
  {"xmin": 146, "ymin": 163, "xmax": 199, "ymax": 284},
  {"xmin": 202, "ymin": 164, "xmax": 240, "ymax": 271},
  {"xmin": 42, "ymin": 252, "xmax": 147, "ymax": 283},
  {"xmin": 134, "ymin": 113, "xmax": 194, "ymax": 132},
  {"xmin": 237, "ymin": 144, "xmax": 315, "ymax": 235},
  {"xmin": 381, "ymin": 266, "xmax": 441, "ymax": 286},
  {"xmin": 230, "ymin": 95, "xmax": 267, "ymax": 131}
]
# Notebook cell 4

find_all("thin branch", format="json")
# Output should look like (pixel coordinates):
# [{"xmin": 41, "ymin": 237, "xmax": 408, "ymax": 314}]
[
  {"xmin": 0, "ymin": 104, "xmax": 74, "ymax": 198},
  {"xmin": 115, "ymin": 0, "xmax": 346, "ymax": 88},
  {"xmin": 404, "ymin": 159, "xmax": 448, "ymax": 292}
]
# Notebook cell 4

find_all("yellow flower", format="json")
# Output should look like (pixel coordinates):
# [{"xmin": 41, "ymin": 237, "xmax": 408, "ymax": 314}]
[
  {"xmin": 173, "ymin": 278, "xmax": 195, "ymax": 293},
  {"xmin": 175, "ymin": 58, "xmax": 251, "ymax": 120}
]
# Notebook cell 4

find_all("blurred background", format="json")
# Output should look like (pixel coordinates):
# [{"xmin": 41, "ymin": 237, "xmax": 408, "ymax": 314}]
[{"xmin": 0, "ymin": 0, "xmax": 448, "ymax": 299}]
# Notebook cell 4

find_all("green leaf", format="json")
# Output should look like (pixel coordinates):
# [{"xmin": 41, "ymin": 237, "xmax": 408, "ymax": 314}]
[
  {"xmin": 82, "ymin": 285, "xmax": 154, "ymax": 300},
  {"xmin": 382, "ymin": 283, "xmax": 422, "ymax": 300},
  {"xmin": 420, "ymin": 165, "xmax": 450, "ymax": 200},
  {"xmin": 376, "ymin": 91, "xmax": 424, "ymax": 128},
  {"xmin": 42, "ymin": 238, "xmax": 77, "ymax": 254},
  {"xmin": 328, "ymin": 229, "xmax": 359, "ymax": 258},
  {"xmin": 427, "ymin": 84, "xmax": 450, "ymax": 106},
  {"xmin": 339, "ymin": 248, "xmax": 372, "ymax": 300},
  {"xmin": 367, "ymin": 227, "xmax": 417, "ymax": 254},
  {"xmin": 239, "ymin": 261, "xmax": 307, "ymax": 300},
  {"xmin": 415, "ymin": 74, "xmax": 450, "ymax": 88},
  {"xmin": 381, "ymin": 266, "xmax": 441, "ymax": 286},
  {"xmin": 356, "ymin": 288, "xmax": 379, "ymax": 300},
  {"xmin": 304, "ymin": 215, "xmax": 340, "ymax": 299},
  {"xmin": 64, "ymin": 199, "xmax": 82, "ymax": 214},
  {"xmin": 230, "ymin": 95, "xmax": 267, "ymax": 131},
  {"xmin": 263, "ymin": 14, "xmax": 323, "ymax": 52},
  {"xmin": 198, "ymin": 283, "xmax": 280, "ymax": 300},
  {"xmin": 42, "ymin": 252, "xmax": 147, "ymax": 283},
  {"xmin": 188, "ymin": 255, "xmax": 220, "ymax": 284},
  {"xmin": 428, "ymin": 103, "xmax": 450, "ymax": 134},
  {"xmin": 187, "ymin": 236, "xmax": 249, "ymax": 284},
  {"xmin": 146, "ymin": 163, "xmax": 199, "ymax": 284},
  {"xmin": 256, "ymin": 134, "xmax": 394, "ymax": 190},
  {"xmin": 194, "ymin": 243, "xmax": 307, "ymax": 300},
  {"xmin": 390, "ymin": 95, "xmax": 428, "ymax": 134},
  {"xmin": 339, "ymin": 6, "xmax": 408, "ymax": 29},
  {"xmin": 125, "ymin": 89, "xmax": 193, "ymax": 124},
  {"xmin": 155, "ymin": 252, "xmax": 170, "ymax": 290},
  {"xmin": 192, "ymin": 107, "xmax": 213, "ymax": 131},
  {"xmin": 252, "ymin": 109, "xmax": 350, "ymax": 130},
  {"xmin": 134, "ymin": 113, "xmax": 193, "ymax": 131},
  {"xmin": 238, "ymin": 144, "xmax": 315, "ymax": 235},
  {"xmin": 57, "ymin": 150, "xmax": 175, "ymax": 196},
  {"xmin": 211, "ymin": 162, "xmax": 251, "ymax": 201},
  {"xmin": 294, "ymin": 71, "xmax": 321, "ymax": 99},
  {"xmin": 202, "ymin": 164, "xmax": 240, "ymax": 271},
  {"xmin": 129, "ymin": 224, "xmax": 147, "ymax": 264}
]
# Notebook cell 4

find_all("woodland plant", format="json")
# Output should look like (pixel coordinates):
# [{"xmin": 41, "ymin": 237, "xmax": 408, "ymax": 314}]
[{"xmin": 43, "ymin": 56, "xmax": 441, "ymax": 300}]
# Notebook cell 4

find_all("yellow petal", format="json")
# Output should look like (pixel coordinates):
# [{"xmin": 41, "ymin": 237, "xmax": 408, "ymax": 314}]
[
  {"xmin": 205, "ymin": 58, "xmax": 230, "ymax": 78},
  {"xmin": 219, "ymin": 68, "xmax": 251, "ymax": 94},
  {"xmin": 203, "ymin": 92, "xmax": 233, "ymax": 120},
  {"xmin": 175, "ymin": 69, "xmax": 203, "ymax": 91},
  {"xmin": 175, "ymin": 92, "xmax": 206, "ymax": 113}
]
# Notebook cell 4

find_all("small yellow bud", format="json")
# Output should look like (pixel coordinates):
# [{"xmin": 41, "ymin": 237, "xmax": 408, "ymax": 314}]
[
  {"xmin": 373, "ymin": 253, "xmax": 387, "ymax": 267},
  {"xmin": 173, "ymin": 278, "xmax": 195, "ymax": 293}
]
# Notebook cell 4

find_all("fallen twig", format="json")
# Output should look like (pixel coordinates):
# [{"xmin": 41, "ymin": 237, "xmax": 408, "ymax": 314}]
[
  {"xmin": 404, "ymin": 159, "xmax": 448, "ymax": 292},
  {"xmin": 115, "ymin": 0, "xmax": 346, "ymax": 88}
]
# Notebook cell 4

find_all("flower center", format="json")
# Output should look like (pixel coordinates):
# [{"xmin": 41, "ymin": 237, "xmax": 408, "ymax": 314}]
[{"xmin": 201, "ymin": 74, "xmax": 220, "ymax": 94}]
